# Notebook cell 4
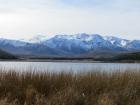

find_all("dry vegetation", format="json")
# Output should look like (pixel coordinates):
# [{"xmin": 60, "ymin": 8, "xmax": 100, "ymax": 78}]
[{"xmin": 0, "ymin": 70, "xmax": 139, "ymax": 105}]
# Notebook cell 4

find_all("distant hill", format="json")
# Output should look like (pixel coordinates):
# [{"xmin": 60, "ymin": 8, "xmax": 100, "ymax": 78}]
[
  {"xmin": 0, "ymin": 49, "xmax": 16, "ymax": 59},
  {"xmin": 80, "ymin": 51, "xmax": 140, "ymax": 62},
  {"xmin": 111, "ymin": 52, "xmax": 140, "ymax": 61}
]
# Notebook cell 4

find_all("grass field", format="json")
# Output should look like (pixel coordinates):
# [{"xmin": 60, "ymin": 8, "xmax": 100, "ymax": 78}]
[{"xmin": 0, "ymin": 70, "xmax": 139, "ymax": 105}]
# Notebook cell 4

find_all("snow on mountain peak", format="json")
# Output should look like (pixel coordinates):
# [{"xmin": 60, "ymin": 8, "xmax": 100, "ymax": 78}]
[
  {"xmin": 104, "ymin": 36, "xmax": 129, "ymax": 47},
  {"xmin": 53, "ymin": 33, "xmax": 103, "ymax": 42},
  {"xmin": 54, "ymin": 35, "xmax": 75, "ymax": 39},
  {"xmin": 23, "ymin": 35, "xmax": 48, "ymax": 43}
]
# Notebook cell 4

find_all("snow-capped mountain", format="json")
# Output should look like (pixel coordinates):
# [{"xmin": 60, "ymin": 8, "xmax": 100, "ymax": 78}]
[
  {"xmin": 126, "ymin": 40, "xmax": 140, "ymax": 50},
  {"xmin": 0, "ymin": 33, "xmax": 139, "ymax": 56},
  {"xmin": 104, "ymin": 36, "xmax": 129, "ymax": 47},
  {"xmin": 0, "ymin": 38, "xmax": 28, "ymax": 47},
  {"xmin": 21, "ymin": 35, "xmax": 48, "ymax": 43},
  {"xmin": 43, "ymin": 34, "xmax": 116, "ymax": 53}
]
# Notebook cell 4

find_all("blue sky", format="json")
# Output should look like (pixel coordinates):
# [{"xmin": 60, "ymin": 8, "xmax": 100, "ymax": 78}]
[{"xmin": 0, "ymin": 0, "xmax": 139, "ymax": 39}]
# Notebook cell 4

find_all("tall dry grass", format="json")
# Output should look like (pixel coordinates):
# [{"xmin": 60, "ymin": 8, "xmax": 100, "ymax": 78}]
[{"xmin": 0, "ymin": 70, "xmax": 139, "ymax": 105}]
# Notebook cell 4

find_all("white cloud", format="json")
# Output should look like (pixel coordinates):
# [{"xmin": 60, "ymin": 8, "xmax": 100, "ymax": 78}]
[{"xmin": 0, "ymin": 0, "xmax": 139, "ymax": 40}]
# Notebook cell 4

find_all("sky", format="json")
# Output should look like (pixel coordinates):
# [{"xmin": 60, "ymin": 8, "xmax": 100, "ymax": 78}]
[{"xmin": 0, "ymin": 0, "xmax": 139, "ymax": 40}]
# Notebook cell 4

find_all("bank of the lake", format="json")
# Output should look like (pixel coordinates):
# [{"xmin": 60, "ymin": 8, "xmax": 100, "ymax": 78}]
[{"xmin": 0, "ymin": 70, "xmax": 139, "ymax": 105}]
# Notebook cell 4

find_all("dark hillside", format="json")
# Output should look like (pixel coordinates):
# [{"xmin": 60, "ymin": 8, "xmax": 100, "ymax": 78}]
[
  {"xmin": 0, "ymin": 49, "xmax": 16, "ymax": 59},
  {"xmin": 112, "ymin": 52, "xmax": 140, "ymax": 61}
]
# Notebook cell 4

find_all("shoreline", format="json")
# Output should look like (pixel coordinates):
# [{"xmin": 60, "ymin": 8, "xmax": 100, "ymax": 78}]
[{"xmin": 0, "ymin": 59, "xmax": 140, "ymax": 63}]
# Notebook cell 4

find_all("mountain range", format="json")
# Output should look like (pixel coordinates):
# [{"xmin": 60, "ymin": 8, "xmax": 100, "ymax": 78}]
[{"xmin": 0, "ymin": 33, "xmax": 140, "ymax": 57}]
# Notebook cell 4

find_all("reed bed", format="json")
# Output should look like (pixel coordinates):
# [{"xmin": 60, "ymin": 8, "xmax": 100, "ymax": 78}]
[{"xmin": 0, "ymin": 69, "xmax": 139, "ymax": 105}]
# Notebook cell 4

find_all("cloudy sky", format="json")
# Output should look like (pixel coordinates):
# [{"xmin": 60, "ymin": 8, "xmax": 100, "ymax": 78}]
[{"xmin": 0, "ymin": 0, "xmax": 140, "ymax": 39}]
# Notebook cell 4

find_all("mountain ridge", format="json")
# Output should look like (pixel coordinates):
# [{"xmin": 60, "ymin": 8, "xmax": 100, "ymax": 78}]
[{"xmin": 0, "ymin": 33, "xmax": 140, "ymax": 57}]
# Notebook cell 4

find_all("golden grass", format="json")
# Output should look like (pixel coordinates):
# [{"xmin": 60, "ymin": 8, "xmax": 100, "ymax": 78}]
[{"xmin": 0, "ymin": 70, "xmax": 139, "ymax": 105}]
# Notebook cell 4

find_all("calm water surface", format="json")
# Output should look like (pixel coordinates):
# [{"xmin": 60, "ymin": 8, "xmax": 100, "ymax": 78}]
[{"xmin": 0, "ymin": 61, "xmax": 140, "ymax": 73}]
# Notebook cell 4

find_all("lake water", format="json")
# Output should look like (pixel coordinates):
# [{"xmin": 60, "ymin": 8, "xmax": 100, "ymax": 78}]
[{"xmin": 0, "ymin": 61, "xmax": 140, "ymax": 73}]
